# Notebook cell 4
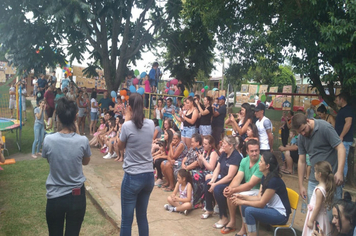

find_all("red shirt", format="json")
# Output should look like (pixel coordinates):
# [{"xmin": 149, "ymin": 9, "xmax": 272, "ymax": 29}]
[{"xmin": 44, "ymin": 90, "xmax": 55, "ymax": 108}]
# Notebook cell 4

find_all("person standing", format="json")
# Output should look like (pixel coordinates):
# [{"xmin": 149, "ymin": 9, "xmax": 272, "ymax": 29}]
[
  {"xmin": 32, "ymin": 76, "xmax": 38, "ymax": 98},
  {"xmin": 148, "ymin": 62, "xmax": 160, "ymax": 93},
  {"xmin": 31, "ymin": 100, "xmax": 45, "ymax": 158},
  {"xmin": 281, "ymin": 110, "xmax": 293, "ymax": 147},
  {"xmin": 60, "ymin": 74, "xmax": 70, "ymax": 91},
  {"xmin": 8, "ymin": 83, "xmax": 16, "ymax": 118},
  {"xmin": 50, "ymin": 71, "xmax": 57, "ymax": 88},
  {"xmin": 117, "ymin": 93, "xmax": 155, "ymax": 236},
  {"xmin": 18, "ymin": 83, "xmax": 27, "ymax": 121},
  {"xmin": 335, "ymin": 93, "xmax": 355, "ymax": 180},
  {"xmin": 44, "ymin": 85, "xmax": 55, "ymax": 130},
  {"xmin": 196, "ymin": 96, "xmax": 213, "ymax": 135},
  {"xmin": 212, "ymin": 95, "xmax": 227, "ymax": 146},
  {"xmin": 254, "ymin": 103, "xmax": 273, "ymax": 155},
  {"xmin": 292, "ymin": 113, "xmax": 346, "ymax": 205},
  {"xmin": 43, "ymin": 97, "xmax": 91, "ymax": 236}
]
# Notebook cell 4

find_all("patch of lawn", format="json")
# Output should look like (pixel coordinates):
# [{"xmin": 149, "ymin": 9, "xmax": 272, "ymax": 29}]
[
  {"xmin": 2, "ymin": 100, "xmax": 35, "ymax": 156},
  {"xmin": 0, "ymin": 159, "xmax": 118, "ymax": 236}
]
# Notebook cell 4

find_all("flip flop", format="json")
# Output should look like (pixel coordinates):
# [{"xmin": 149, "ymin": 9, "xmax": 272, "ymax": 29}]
[
  {"xmin": 213, "ymin": 222, "xmax": 227, "ymax": 229},
  {"xmin": 221, "ymin": 226, "xmax": 236, "ymax": 234},
  {"xmin": 281, "ymin": 169, "xmax": 292, "ymax": 175},
  {"xmin": 163, "ymin": 188, "xmax": 173, "ymax": 192}
]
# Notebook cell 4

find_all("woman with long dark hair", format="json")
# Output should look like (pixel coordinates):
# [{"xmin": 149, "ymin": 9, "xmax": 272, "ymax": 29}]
[
  {"xmin": 43, "ymin": 97, "xmax": 91, "ymax": 235},
  {"xmin": 313, "ymin": 192, "xmax": 356, "ymax": 236},
  {"xmin": 117, "ymin": 93, "xmax": 155, "ymax": 236},
  {"xmin": 225, "ymin": 103, "xmax": 254, "ymax": 140},
  {"xmin": 196, "ymin": 96, "xmax": 213, "ymax": 135},
  {"xmin": 230, "ymin": 152, "xmax": 291, "ymax": 236},
  {"xmin": 180, "ymin": 96, "xmax": 199, "ymax": 149}
]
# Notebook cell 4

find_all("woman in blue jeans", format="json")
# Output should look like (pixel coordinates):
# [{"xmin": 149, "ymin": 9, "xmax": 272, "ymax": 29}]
[
  {"xmin": 201, "ymin": 136, "xmax": 241, "ymax": 229},
  {"xmin": 31, "ymin": 100, "xmax": 45, "ymax": 158},
  {"xmin": 117, "ymin": 93, "xmax": 155, "ymax": 236},
  {"xmin": 231, "ymin": 152, "xmax": 291, "ymax": 236}
]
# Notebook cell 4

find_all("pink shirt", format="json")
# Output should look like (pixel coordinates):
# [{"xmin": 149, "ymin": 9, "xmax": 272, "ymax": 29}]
[{"xmin": 144, "ymin": 80, "xmax": 151, "ymax": 93}]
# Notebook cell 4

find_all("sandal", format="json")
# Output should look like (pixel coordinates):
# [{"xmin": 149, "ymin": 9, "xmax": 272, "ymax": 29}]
[
  {"xmin": 200, "ymin": 211, "xmax": 213, "ymax": 219},
  {"xmin": 221, "ymin": 226, "xmax": 236, "ymax": 234},
  {"xmin": 281, "ymin": 169, "xmax": 292, "ymax": 175},
  {"xmin": 213, "ymin": 222, "xmax": 227, "ymax": 229},
  {"xmin": 163, "ymin": 188, "xmax": 173, "ymax": 192}
]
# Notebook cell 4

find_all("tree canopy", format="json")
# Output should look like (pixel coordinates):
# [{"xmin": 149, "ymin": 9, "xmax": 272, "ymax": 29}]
[
  {"xmin": 0, "ymin": 0, "xmax": 166, "ymax": 91},
  {"xmin": 187, "ymin": 0, "xmax": 356, "ymax": 109}
]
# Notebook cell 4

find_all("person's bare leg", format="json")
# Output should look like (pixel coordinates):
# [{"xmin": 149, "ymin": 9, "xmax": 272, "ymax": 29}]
[
  {"xmin": 161, "ymin": 163, "xmax": 170, "ymax": 188},
  {"xmin": 225, "ymin": 197, "xmax": 237, "ymax": 229},
  {"xmin": 107, "ymin": 140, "xmax": 113, "ymax": 155},
  {"xmin": 165, "ymin": 164, "xmax": 175, "ymax": 190},
  {"xmin": 284, "ymin": 151, "xmax": 293, "ymax": 173},
  {"xmin": 182, "ymin": 137, "xmax": 191, "ymax": 149},
  {"xmin": 306, "ymin": 165, "xmax": 311, "ymax": 179},
  {"xmin": 236, "ymin": 205, "xmax": 247, "ymax": 235}
]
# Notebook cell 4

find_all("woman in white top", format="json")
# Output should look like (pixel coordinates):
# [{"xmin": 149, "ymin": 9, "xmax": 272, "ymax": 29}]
[
  {"xmin": 89, "ymin": 91, "xmax": 99, "ymax": 135},
  {"xmin": 155, "ymin": 98, "xmax": 164, "ymax": 128}
]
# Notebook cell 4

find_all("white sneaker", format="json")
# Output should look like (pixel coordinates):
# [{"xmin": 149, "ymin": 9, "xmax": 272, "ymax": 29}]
[
  {"xmin": 111, "ymin": 152, "xmax": 117, "ymax": 158},
  {"xmin": 103, "ymin": 152, "xmax": 112, "ymax": 159},
  {"xmin": 164, "ymin": 204, "xmax": 171, "ymax": 211},
  {"xmin": 183, "ymin": 210, "xmax": 188, "ymax": 216}
]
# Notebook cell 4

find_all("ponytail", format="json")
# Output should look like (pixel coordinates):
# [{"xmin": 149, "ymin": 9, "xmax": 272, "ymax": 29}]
[
  {"xmin": 129, "ymin": 93, "xmax": 144, "ymax": 129},
  {"xmin": 314, "ymin": 161, "xmax": 336, "ymax": 208}
]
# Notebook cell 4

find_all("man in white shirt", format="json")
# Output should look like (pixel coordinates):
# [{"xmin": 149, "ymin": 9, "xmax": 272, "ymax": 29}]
[{"xmin": 254, "ymin": 103, "xmax": 273, "ymax": 155}]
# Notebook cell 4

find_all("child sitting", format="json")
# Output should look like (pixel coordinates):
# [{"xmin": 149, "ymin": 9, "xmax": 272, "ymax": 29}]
[
  {"xmin": 164, "ymin": 169, "xmax": 193, "ymax": 215},
  {"xmin": 279, "ymin": 129, "xmax": 299, "ymax": 174}
]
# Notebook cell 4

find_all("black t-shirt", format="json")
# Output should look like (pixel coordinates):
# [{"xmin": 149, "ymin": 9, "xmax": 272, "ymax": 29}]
[
  {"xmin": 335, "ymin": 104, "xmax": 355, "ymax": 142},
  {"xmin": 212, "ymin": 104, "xmax": 226, "ymax": 127},
  {"xmin": 219, "ymin": 149, "xmax": 242, "ymax": 178},
  {"xmin": 200, "ymin": 106, "xmax": 213, "ymax": 125}
]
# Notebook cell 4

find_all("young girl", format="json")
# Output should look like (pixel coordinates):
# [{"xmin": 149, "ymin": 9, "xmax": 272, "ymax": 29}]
[
  {"xmin": 164, "ymin": 169, "xmax": 193, "ymax": 215},
  {"xmin": 89, "ymin": 118, "xmax": 106, "ymax": 146},
  {"xmin": 244, "ymin": 123, "xmax": 259, "ymax": 142},
  {"xmin": 302, "ymin": 161, "xmax": 336, "ymax": 236}
]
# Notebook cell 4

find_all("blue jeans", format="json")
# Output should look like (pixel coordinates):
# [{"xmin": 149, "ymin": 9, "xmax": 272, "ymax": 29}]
[
  {"xmin": 120, "ymin": 172, "xmax": 154, "ymax": 236},
  {"xmin": 308, "ymin": 180, "xmax": 342, "ymax": 221},
  {"xmin": 241, "ymin": 205, "xmax": 288, "ymax": 233},
  {"xmin": 204, "ymin": 178, "xmax": 229, "ymax": 218},
  {"xmin": 343, "ymin": 141, "xmax": 353, "ymax": 179},
  {"xmin": 32, "ymin": 123, "xmax": 45, "ymax": 154}
]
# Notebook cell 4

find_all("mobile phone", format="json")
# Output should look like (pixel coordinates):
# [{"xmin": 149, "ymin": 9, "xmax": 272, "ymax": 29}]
[
  {"xmin": 72, "ymin": 188, "xmax": 81, "ymax": 196},
  {"xmin": 314, "ymin": 221, "xmax": 320, "ymax": 233}
]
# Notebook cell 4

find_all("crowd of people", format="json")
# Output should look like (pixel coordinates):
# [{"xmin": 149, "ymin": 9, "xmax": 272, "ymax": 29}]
[{"xmin": 10, "ymin": 67, "xmax": 355, "ymax": 236}]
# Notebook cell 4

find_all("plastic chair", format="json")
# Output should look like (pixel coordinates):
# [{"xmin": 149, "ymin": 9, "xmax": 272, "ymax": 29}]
[
  {"xmin": 1, "ymin": 136, "xmax": 9, "ymax": 156},
  {"xmin": 256, "ymin": 188, "xmax": 299, "ymax": 236},
  {"xmin": 271, "ymin": 188, "xmax": 299, "ymax": 236}
]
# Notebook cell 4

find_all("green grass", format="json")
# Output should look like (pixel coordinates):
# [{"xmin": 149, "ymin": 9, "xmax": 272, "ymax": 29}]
[
  {"xmin": 0, "ymin": 159, "xmax": 118, "ymax": 236},
  {"xmin": 2, "ymin": 100, "xmax": 34, "ymax": 156}
]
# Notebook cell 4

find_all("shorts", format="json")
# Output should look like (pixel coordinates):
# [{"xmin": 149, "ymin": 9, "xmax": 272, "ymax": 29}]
[
  {"xmin": 78, "ymin": 108, "xmax": 85, "ymax": 117},
  {"xmin": 182, "ymin": 126, "xmax": 195, "ymax": 138},
  {"xmin": 9, "ymin": 99, "xmax": 15, "ymax": 109},
  {"xmin": 235, "ymin": 189, "xmax": 260, "ymax": 196},
  {"xmin": 199, "ymin": 125, "xmax": 212, "ymax": 135},
  {"xmin": 90, "ymin": 112, "xmax": 98, "ymax": 121},
  {"xmin": 46, "ymin": 107, "xmax": 54, "ymax": 118},
  {"xmin": 149, "ymin": 79, "xmax": 157, "ymax": 87},
  {"xmin": 290, "ymin": 150, "xmax": 299, "ymax": 163}
]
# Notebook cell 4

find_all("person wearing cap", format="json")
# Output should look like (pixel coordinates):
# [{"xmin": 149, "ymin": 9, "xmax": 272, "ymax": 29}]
[
  {"xmin": 254, "ymin": 103, "xmax": 273, "ymax": 155},
  {"xmin": 212, "ymin": 95, "xmax": 227, "ymax": 146}
]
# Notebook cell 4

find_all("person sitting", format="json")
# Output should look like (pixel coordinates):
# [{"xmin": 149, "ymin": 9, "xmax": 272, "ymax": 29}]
[
  {"xmin": 89, "ymin": 118, "xmax": 107, "ymax": 146},
  {"xmin": 160, "ymin": 132, "xmax": 188, "ymax": 192},
  {"xmin": 164, "ymin": 169, "xmax": 193, "ymax": 215},
  {"xmin": 222, "ymin": 139, "xmax": 263, "ymax": 235},
  {"xmin": 153, "ymin": 129, "xmax": 173, "ymax": 186},
  {"xmin": 191, "ymin": 135, "xmax": 219, "ymax": 208},
  {"xmin": 278, "ymin": 129, "xmax": 299, "ymax": 174},
  {"xmin": 317, "ymin": 104, "xmax": 335, "ymax": 128},
  {"xmin": 231, "ymin": 152, "xmax": 291, "ymax": 236},
  {"xmin": 201, "ymin": 136, "xmax": 242, "ymax": 230}
]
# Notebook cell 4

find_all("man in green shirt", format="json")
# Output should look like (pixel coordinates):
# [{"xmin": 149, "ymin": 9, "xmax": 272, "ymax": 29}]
[{"xmin": 221, "ymin": 139, "xmax": 263, "ymax": 235}]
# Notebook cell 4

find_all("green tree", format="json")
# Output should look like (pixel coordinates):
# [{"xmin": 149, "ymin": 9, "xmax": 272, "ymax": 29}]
[
  {"xmin": 0, "ymin": 0, "xmax": 166, "ymax": 90},
  {"xmin": 160, "ymin": 0, "xmax": 215, "ymax": 87},
  {"xmin": 184, "ymin": 0, "xmax": 356, "ymax": 110},
  {"xmin": 270, "ymin": 65, "xmax": 296, "ymax": 92}
]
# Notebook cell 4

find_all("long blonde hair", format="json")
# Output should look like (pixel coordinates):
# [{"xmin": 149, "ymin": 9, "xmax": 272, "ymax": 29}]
[{"xmin": 314, "ymin": 161, "xmax": 336, "ymax": 209}]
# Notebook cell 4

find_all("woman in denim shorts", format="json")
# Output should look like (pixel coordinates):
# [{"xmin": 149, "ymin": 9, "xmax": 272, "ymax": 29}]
[{"xmin": 180, "ymin": 96, "xmax": 199, "ymax": 149}]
